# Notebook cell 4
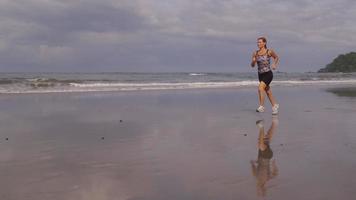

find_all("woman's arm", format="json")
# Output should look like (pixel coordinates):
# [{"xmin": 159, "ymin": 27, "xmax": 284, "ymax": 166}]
[
  {"xmin": 269, "ymin": 49, "xmax": 279, "ymax": 70},
  {"xmin": 251, "ymin": 51, "xmax": 257, "ymax": 67}
]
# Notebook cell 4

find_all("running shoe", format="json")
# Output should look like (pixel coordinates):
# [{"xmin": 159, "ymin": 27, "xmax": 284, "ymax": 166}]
[
  {"xmin": 272, "ymin": 104, "xmax": 279, "ymax": 115},
  {"xmin": 256, "ymin": 105, "xmax": 265, "ymax": 113}
]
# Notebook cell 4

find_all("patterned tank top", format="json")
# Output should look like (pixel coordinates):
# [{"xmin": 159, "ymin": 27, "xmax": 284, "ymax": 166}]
[{"xmin": 256, "ymin": 49, "xmax": 271, "ymax": 74}]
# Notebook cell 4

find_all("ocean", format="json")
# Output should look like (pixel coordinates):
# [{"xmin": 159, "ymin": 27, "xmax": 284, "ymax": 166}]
[{"xmin": 0, "ymin": 72, "xmax": 356, "ymax": 94}]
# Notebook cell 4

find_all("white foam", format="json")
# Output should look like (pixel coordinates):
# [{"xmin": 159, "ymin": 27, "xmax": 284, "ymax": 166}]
[
  {"xmin": 189, "ymin": 73, "xmax": 206, "ymax": 76},
  {"xmin": 70, "ymin": 81, "xmax": 257, "ymax": 88},
  {"xmin": 70, "ymin": 79, "xmax": 356, "ymax": 88},
  {"xmin": 274, "ymin": 79, "xmax": 356, "ymax": 85},
  {"xmin": 1, "ymin": 79, "xmax": 356, "ymax": 94}
]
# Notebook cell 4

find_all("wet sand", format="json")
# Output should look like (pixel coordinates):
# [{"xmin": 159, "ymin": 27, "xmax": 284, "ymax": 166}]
[{"xmin": 1, "ymin": 86, "xmax": 356, "ymax": 200}]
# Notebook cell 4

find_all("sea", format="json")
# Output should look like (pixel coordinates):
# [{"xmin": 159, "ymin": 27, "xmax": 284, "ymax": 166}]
[{"xmin": 0, "ymin": 72, "xmax": 356, "ymax": 94}]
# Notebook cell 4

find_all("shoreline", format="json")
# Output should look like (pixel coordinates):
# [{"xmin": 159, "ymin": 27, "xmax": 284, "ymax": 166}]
[{"xmin": 1, "ymin": 82, "xmax": 356, "ymax": 96}]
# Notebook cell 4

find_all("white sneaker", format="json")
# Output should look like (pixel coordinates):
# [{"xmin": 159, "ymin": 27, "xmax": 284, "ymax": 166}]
[
  {"xmin": 256, "ymin": 105, "xmax": 265, "ymax": 113},
  {"xmin": 256, "ymin": 120, "xmax": 264, "ymax": 128},
  {"xmin": 272, "ymin": 104, "xmax": 279, "ymax": 115}
]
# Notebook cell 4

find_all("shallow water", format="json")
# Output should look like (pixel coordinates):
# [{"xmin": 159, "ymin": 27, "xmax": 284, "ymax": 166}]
[{"xmin": 0, "ymin": 86, "xmax": 356, "ymax": 200}]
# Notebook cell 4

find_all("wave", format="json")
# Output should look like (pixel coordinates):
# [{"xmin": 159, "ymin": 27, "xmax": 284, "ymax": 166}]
[
  {"xmin": 0, "ymin": 77, "xmax": 83, "ymax": 87},
  {"xmin": 189, "ymin": 73, "xmax": 206, "ymax": 76},
  {"xmin": 275, "ymin": 79, "xmax": 356, "ymax": 85},
  {"xmin": 71, "ymin": 79, "xmax": 356, "ymax": 88},
  {"xmin": 1, "ymin": 79, "xmax": 356, "ymax": 94},
  {"xmin": 70, "ymin": 81, "xmax": 256, "ymax": 87}
]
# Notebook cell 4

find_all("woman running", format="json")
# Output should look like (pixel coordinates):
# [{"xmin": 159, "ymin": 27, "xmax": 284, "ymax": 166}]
[{"xmin": 251, "ymin": 37, "xmax": 279, "ymax": 115}]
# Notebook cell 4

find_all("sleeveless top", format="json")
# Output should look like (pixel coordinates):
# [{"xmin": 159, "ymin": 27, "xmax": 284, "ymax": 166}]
[{"xmin": 256, "ymin": 49, "xmax": 271, "ymax": 74}]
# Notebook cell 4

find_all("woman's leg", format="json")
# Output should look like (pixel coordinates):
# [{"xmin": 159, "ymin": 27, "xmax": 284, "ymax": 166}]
[
  {"xmin": 265, "ymin": 86, "xmax": 277, "ymax": 106},
  {"xmin": 258, "ymin": 82, "xmax": 267, "ymax": 106}
]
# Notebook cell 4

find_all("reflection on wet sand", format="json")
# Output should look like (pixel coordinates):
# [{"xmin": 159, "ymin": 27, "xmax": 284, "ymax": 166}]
[
  {"xmin": 250, "ymin": 117, "xmax": 279, "ymax": 197},
  {"xmin": 3, "ymin": 87, "xmax": 356, "ymax": 199}
]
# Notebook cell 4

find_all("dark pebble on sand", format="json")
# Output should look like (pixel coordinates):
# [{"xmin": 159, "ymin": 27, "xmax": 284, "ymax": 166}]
[
  {"xmin": 5, "ymin": 138, "xmax": 9, "ymax": 140},
  {"xmin": 243, "ymin": 134, "xmax": 247, "ymax": 136},
  {"xmin": 119, "ymin": 120, "xmax": 123, "ymax": 122},
  {"xmin": 280, "ymin": 144, "xmax": 284, "ymax": 146},
  {"xmin": 101, "ymin": 137, "xmax": 105, "ymax": 140}
]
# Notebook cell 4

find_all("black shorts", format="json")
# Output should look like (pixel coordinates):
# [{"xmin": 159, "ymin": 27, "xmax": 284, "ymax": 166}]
[{"xmin": 258, "ymin": 71, "xmax": 273, "ymax": 86}]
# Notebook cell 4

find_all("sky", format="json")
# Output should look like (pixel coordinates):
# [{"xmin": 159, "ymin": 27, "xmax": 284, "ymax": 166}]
[{"xmin": 0, "ymin": 0, "xmax": 355, "ymax": 73}]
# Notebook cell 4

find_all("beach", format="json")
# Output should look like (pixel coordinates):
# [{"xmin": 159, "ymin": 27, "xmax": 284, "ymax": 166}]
[{"xmin": 1, "ymin": 85, "xmax": 356, "ymax": 200}]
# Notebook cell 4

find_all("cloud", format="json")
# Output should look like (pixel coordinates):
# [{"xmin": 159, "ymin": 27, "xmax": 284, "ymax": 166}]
[{"xmin": 0, "ymin": 0, "xmax": 355, "ymax": 72}]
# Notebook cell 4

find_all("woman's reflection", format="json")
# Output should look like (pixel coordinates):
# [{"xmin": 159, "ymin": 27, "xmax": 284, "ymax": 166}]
[{"xmin": 250, "ymin": 117, "xmax": 279, "ymax": 197}]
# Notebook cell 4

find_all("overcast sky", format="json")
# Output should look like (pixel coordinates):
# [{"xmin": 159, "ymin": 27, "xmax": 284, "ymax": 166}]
[{"xmin": 0, "ymin": 0, "xmax": 355, "ymax": 72}]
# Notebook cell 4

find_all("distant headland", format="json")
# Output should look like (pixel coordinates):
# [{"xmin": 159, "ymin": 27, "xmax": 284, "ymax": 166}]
[{"xmin": 318, "ymin": 52, "xmax": 356, "ymax": 72}]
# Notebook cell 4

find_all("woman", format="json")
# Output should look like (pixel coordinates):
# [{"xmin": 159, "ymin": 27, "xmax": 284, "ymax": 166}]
[{"xmin": 251, "ymin": 37, "xmax": 279, "ymax": 115}]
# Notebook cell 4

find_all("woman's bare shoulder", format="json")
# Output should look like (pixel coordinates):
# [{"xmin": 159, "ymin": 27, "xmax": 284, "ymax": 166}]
[{"xmin": 268, "ymin": 49, "xmax": 277, "ymax": 56}]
